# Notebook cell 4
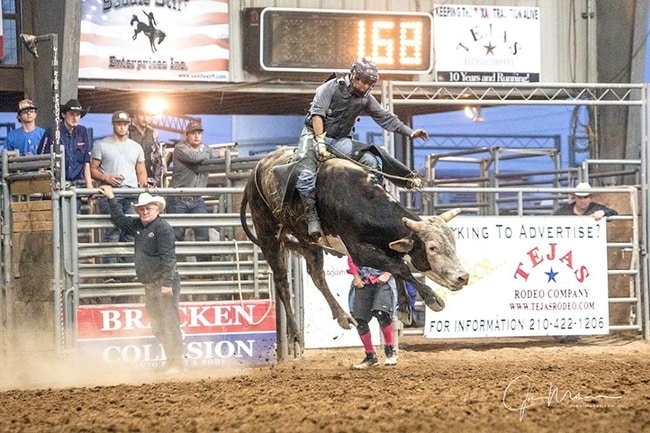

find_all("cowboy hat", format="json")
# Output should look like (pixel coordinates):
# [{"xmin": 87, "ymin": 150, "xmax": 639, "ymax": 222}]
[
  {"xmin": 132, "ymin": 192, "xmax": 166, "ymax": 212},
  {"xmin": 574, "ymin": 182, "xmax": 592, "ymax": 197},
  {"xmin": 60, "ymin": 98, "xmax": 88, "ymax": 117}
]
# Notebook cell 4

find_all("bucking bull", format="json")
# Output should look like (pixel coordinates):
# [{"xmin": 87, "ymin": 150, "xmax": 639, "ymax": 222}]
[{"xmin": 239, "ymin": 147, "xmax": 469, "ymax": 349}]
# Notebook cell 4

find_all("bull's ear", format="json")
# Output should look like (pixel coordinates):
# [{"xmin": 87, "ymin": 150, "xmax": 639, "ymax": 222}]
[
  {"xmin": 402, "ymin": 217, "xmax": 424, "ymax": 233},
  {"xmin": 389, "ymin": 238, "xmax": 414, "ymax": 253},
  {"xmin": 439, "ymin": 208, "xmax": 461, "ymax": 222}
]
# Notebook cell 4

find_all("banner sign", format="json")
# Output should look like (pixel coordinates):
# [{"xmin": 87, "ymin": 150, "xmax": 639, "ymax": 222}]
[
  {"xmin": 77, "ymin": 300, "xmax": 276, "ymax": 368},
  {"xmin": 433, "ymin": 4, "xmax": 541, "ymax": 82},
  {"xmin": 425, "ymin": 216, "xmax": 609, "ymax": 338},
  {"xmin": 79, "ymin": 0, "xmax": 229, "ymax": 81},
  {"xmin": 303, "ymin": 254, "xmax": 381, "ymax": 349}
]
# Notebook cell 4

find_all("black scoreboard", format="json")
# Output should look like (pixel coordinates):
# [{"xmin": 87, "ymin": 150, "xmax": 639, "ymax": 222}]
[{"xmin": 244, "ymin": 8, "xmax": 433, "ymax": 75}]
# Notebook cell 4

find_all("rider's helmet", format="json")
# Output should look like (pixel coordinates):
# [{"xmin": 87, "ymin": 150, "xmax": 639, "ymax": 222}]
[{"xmin": 350, "ymin": 57, "xmax": 379, "ymax": 97}]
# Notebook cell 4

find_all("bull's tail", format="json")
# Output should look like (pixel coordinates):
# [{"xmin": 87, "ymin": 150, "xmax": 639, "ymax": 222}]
[{"xmin": 239, "ymin": 182, "xmax": 260, "ymax": 246}]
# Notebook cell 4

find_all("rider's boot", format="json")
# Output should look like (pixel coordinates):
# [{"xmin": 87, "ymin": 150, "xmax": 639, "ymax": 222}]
[{"xmin": 301, "ymin": 193, "xmax": 323, "ymax": 241}]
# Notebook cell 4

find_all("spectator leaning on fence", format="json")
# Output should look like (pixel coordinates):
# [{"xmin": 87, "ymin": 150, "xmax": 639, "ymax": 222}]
[
  {"xmin": 98, "ymin": 185, "xmax": 185, "ymax": 375},
  {"xmin": 168, "ymin": 119, "xmax": 211, "ymax": 261},
  {"xmin": 90, "ymin": 110, "xmax": 148, "ymax": 264},
  {"xmin": 553, "ymin": 181, "xmax": 618, "ymax": 344},
  {"xmin": 553, "ymin": 182, "xmax": 618, "ymax": 221}
]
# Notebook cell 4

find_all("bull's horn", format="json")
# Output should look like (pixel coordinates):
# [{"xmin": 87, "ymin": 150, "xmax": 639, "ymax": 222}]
[
  {"xmin": 402, "ymin": 217, "xmax": 424, "ymax": 233},
  {"xmin": 439, "ymin": 208, "xmax": 462, "ymax": 222}
]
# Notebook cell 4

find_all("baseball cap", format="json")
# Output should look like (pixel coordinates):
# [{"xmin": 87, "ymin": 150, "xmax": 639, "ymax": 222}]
[
  {"xmin": 185, "ymin": 120, "xmax": 204, "ymax": 133},
  {"xmin": 112, "ymin": 111, "xmax": 131, "ymax": 123},
  {"xmin": 18, "ymin": 99, "xmax": 38, "ymax": 114}
]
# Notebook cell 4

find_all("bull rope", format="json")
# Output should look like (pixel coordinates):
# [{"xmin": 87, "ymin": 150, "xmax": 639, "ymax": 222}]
[{"xmin": 321, "ymin": 145, "xmax": 421, "ymax": 189}]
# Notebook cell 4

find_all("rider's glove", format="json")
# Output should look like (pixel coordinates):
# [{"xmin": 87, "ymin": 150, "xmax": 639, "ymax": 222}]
[
  {"xmin": 315, "ymin": 133, "xmax": 332, "ymax": 160},
  {"xmin": 406, "ymin": 173, "xmax": 423, "ymax": 189}
]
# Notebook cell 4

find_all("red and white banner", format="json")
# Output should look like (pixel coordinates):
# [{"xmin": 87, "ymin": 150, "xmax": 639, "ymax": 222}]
[
  {"xmin": 77, "ymin": 300, "xmax": 276, "ymax": 369},
  {"xmin": 79, "ymin": 0, "xmax": 229, "ymax": 81}
]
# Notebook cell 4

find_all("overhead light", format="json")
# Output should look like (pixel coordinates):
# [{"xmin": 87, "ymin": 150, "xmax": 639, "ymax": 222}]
[
  {"xmin": 144, "ymin": 97, "xmax": 168, "ymax": 116},
  {"xmin": 464, "ymin": 106, "xmax": 484, "ymax": 122}
]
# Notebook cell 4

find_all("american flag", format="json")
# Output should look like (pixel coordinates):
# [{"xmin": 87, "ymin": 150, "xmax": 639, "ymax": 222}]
[{"xmin": 79, "ymin": 0, "xmax": 229, "ymax": 81}]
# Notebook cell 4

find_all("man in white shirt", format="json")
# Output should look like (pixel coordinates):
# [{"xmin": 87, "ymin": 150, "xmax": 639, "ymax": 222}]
[{"xmin": 91, "ymin": 111, "xmax": 148, "ymax": 264}]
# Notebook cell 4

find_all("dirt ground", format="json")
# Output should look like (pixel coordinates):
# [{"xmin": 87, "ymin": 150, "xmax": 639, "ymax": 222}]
[{"xmin": 0, "ymin": 333, "xmax": 649, "ymax": 433}]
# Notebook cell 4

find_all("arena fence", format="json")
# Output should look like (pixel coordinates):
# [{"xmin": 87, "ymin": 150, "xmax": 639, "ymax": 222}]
[{"xmin": 1, "ymin": 82, "xmax": 649, "ymax": 361}]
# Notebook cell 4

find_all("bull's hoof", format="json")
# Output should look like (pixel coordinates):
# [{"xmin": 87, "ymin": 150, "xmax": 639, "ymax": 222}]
[
  {"xmin": 336, "ymin": 314, "xmax": 358, "ymax": 329},
  {"xmin": 397, "ymin": 309, "xmax": 413, "ymax": 326},
  {"xmin": 424, "ymin": 291, "xmax": 446, "ymax": 312}
]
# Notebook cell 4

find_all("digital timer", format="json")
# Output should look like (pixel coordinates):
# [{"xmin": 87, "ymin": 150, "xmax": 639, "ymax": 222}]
[{"xmin": 258, "ymin": 8, "xmax": 433, "ymax": 74}]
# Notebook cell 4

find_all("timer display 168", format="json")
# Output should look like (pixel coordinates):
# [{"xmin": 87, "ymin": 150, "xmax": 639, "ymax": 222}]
[{"xmin": 259, "ymin": 8, "xmax": 433, "ymax": 74}]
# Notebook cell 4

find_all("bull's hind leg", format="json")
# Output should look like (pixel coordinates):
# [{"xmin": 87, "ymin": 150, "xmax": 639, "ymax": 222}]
[
  {"xmin": 302, "ymin": 246, "xmax": 357, "ymax": 329},
  {"xmin": 265, "ymin": 245, "xmax": 305, "ymax": 352},
  {"xmin": 251, "ymin": 213, "xmax": 305, "ymax": 353}
]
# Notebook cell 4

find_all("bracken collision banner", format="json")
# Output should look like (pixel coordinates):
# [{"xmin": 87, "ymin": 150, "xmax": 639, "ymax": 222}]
[
  {"xmin": 425, "ymin": 216, "xmax": 609, "ymax": 338},
  {"xmin": 79, "ymin": 0, "xmax": 229, "ymax": 81},
  {"xmin": 433, "ymin": 4, "xmax": 541, "ymax": 82},
  {"xmin": 77, "ymin": 300, "xmax": 276, "ymax": 369}
]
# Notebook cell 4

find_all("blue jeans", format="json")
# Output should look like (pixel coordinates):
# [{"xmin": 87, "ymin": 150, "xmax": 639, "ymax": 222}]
[
  {"xmin": 295, "ymin": 131, "xmax": 381, "ymax": 197},
  {"xmin": 328, "ymin": 136, "xmax": 381, "ymax": 170},
  {"xmin": 169, "ymin": 197, "xmax": 211, "ymax": 261},
  {"xmin": 98, "ymin": 196, "xmax": 135, "ymax": 265}
]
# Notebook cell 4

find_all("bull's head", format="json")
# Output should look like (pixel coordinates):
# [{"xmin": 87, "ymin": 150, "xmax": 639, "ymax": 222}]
[{"xmin": 389, "ymin": 208, "xmax": 469, "ymax": 291}]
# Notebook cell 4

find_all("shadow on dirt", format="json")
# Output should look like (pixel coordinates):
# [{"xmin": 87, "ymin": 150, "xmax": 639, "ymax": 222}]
[{"xmin": 399, "ymin": 331, "xmax": 642, "ymax": 353}]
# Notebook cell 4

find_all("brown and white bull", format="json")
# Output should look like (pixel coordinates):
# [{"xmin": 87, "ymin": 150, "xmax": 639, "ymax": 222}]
[{"xmin": 239, "ymin": 147, "xmax": 468, "ymax": 348}]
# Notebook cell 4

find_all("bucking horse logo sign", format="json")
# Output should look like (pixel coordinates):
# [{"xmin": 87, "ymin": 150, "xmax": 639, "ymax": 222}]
[{"xmin": 130, "ymin": 10, "xmax": 167, "ymax": 53}]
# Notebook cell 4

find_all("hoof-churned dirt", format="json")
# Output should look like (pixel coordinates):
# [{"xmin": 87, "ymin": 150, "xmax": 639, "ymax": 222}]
[{"xmin": 1, "ymin": 334, "xmax": 648, "ymax": 433}]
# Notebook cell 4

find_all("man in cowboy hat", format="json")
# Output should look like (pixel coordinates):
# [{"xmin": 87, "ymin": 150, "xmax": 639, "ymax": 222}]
[
  {"xmin": 37, "ymin": 98, "xmax": 94, "ymax": 211},
  {"xmin": 5, "ymin": 99, "xmax": 45, "ymax": 156},
  {"xmin": 98, "ymin": 184, "xmax": 185, "ymax": 375},
  {"xmin": 554, "ymin": 182, "xmax": 618, "ymax": 221},
  {"xmin": 553, "ymin": 181, "xmax": 618, "ymax": 344}
]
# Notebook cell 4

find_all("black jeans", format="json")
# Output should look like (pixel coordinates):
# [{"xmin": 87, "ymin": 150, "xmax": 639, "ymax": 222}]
[{"xmin": 144, "ymin": 273, "xmax": 183, "ymax": 368}]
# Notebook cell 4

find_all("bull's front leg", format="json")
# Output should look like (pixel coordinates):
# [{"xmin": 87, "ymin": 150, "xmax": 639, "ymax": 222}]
[
  {"xmin": 392, "ymin": 275, "xmax": 444, "ymax": 323},
  {"xmin": 303, "ymin": 247, "xmax": 357, "ymax": 329},
  {"xmin": 412, "ymin": 278, "xmax": 445, "ymax": 312}
]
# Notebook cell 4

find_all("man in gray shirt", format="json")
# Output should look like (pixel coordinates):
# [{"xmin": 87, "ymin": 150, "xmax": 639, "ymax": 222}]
[
  {"xmin": 91, "ymin": 110, "xmax": 148, "ymax": 264},
  {"xmin": 169, "ymin": 120, "xmax": 211, "ymax": 261}
]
